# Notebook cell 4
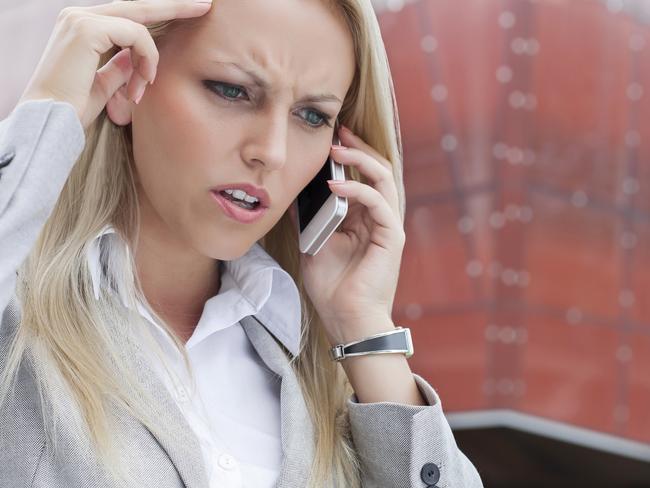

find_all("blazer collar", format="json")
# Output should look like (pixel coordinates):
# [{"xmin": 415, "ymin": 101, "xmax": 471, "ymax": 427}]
[
  {"xmin": 113, "ymin": 311, "xmax": 210, "ymax": 488},
  {"xmin": 87, "ymin": 225, "xmax": 303, "ymax": 357},
  {"xmin": 239, "ymin": 314, "xmax": 315, "ymax": 488},
  {"xmin": 122, "ymin": 312, "xmax": 313, "ymax": 488},
  {"xmin": 3, "ymin": 296, "xmax": 211, "ymax": 488}
]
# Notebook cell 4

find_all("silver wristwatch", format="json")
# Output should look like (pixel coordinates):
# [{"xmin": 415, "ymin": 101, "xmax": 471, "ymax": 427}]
[{"xmin": 329, "ymin": 326, "xmax": 414, "ymax": 362}]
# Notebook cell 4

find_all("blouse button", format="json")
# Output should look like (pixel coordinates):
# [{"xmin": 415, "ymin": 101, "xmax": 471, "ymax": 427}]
[{"xmin": 217, "ymin": 453, "xmax": 237, "ymax": 471}]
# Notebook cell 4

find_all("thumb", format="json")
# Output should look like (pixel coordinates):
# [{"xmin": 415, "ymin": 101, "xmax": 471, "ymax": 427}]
[{"xmin": 83, "ymin": 48, "xmax": 135, "ymax": 127}]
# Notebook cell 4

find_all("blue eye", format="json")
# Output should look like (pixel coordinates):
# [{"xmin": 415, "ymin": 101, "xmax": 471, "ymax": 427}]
[
  {"xmin": 204, "ymin": 80, "xmax": 333, "ymax": 129},
  {"xmin": 299, "ymin": 108, "xmax": 331, "ymax": 128},
  {"xmin": 303, "ymin": 110, "xmax": 325, "ymax": 126},
  {"xmin": 206, "ymin": 81, "xmax": 248, "ymax": 101}
]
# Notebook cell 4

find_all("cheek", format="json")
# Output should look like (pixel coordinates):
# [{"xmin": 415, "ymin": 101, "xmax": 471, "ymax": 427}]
[
  {"xmin": 284, "ymin": 161, "xmax": 321, "ymax": 201},
  {"xmin": 137, "ymin": 80, "xmax": 213, "ymax": 170},
  {"xmin": 272, "ymin": 157, "xmax": 328, "ymax": 225},
  {"xmin": 300, "ymin": 151, "xmax": 332, "ymax": 190},
  {"xmin": 130, "ymin": 78, "xmax": 220, "ymax": 224}
]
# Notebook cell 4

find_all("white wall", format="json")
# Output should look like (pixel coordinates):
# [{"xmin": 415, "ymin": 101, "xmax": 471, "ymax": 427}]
[{"xmin": 0, "ymin": 0, "xmax": 102, "ymax": 118}]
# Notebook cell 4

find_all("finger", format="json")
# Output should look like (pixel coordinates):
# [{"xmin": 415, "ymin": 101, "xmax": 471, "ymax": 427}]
[
  {"xmin": 337, "ymin": 125, "xmax": 393, "ymax": 172},
  {"xmin": 87, "ymin": 0, "xmax": 213, "ymax": 26},
  {"xmin": 95, "ymin": 47, "xmax": 134, "ymax": 96},
  {"xmin": 87, "ymin": 47, "xmax": 135, "ymax": 118},
  {"xmin": 127, "ymin": 50, "xmax": 149, "ymax": 102},
  {"xmin": 327, "ymin": 180, "xmax": 403, "ymax": 239},
  {"xmin": 330, "ymin": 145, "xmax": 400, "ymax": 215},
  {"xmin": 94, "ymin": 15, "xmax": 159, "ymax": 84}
]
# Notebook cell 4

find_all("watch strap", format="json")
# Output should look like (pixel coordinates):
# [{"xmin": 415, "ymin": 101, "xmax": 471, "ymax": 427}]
[{"xmin": 329, "ymin": 326, "xmax": 414, "ymax": 361}]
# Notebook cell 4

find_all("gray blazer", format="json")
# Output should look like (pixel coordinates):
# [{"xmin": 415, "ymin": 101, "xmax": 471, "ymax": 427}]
[{"xmin": 0, "ymin": 99, "xmax": 483, "ymax": 488}]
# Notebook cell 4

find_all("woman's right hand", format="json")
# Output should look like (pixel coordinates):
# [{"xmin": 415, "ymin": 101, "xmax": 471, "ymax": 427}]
[{"xmin": 18, "ymin": 0, "xmax": 213, "ymax": 129}]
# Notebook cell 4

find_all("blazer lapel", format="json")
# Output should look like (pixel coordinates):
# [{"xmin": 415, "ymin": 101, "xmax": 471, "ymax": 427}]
[
  {"xmin": 239, "ymin": 315, "xmax": 315, "ymax": 488},
  {"xmin": 112, "ymin": 311, "xmax": 315, "ymax": 488},
  {"xmin": 114, "ymin": 324, "xmax": 210, "ymax": 488}
]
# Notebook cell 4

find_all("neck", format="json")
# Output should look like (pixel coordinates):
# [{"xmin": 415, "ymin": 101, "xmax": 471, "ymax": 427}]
[{"xmin": 133, "ymin": 209, "xmax": 222, "ymax": 344}]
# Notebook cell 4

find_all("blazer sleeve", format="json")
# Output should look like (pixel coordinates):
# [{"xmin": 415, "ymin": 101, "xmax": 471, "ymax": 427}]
[
  {"xmin": 346, "ymin": 372, "xmax": 484, "ymax": 488},
  {"xmin": 0, "ymin": 99, "xmax": 85, "ymax": 316}
]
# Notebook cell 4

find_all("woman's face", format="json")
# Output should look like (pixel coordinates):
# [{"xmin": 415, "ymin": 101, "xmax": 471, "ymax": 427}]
[{"xmin": 129, "ymin": 0, "xmax": 356, "ymax": 261}]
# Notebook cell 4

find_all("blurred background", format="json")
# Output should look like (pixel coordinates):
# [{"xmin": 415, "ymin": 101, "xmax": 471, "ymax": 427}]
[{"xmin": 3, "ymin": 0, "xmax": 650, "ymax": 486}]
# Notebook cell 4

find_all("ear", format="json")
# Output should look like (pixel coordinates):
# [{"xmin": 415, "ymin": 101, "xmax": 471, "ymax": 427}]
[{"xmin": 106, "ymin": 84, "xmax": 134, "ymax": 126}]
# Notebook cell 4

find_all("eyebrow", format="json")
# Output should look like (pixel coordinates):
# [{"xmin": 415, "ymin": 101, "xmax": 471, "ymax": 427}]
[{"xmin": 209, "ymin": 60, "xmax": 343, "ymax": 104}]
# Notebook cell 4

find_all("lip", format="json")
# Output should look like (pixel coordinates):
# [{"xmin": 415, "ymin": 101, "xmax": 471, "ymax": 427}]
[
  {"xmin": 211, "ymin": 190, "xmax": 268, "ymax": 224},
  {"xmin": 210, "ymin": 182, "xmax": 271, "ymax": 208}
]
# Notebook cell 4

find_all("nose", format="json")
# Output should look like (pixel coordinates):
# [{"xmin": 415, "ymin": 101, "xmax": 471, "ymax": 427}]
[{"xmin": 241, "ymin": 110, "xmax": 288, "ymax": 172}]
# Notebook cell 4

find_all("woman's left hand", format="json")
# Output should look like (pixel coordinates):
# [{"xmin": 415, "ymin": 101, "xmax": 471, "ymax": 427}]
[{"xmin": 296, "ymin": 125, "xmax": 406, "ymax": 347}]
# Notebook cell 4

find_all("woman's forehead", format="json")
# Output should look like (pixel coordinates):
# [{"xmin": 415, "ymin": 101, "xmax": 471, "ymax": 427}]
[{"xmin": 169, "ymin": 0, "xmax": 355, "ymax": 98}]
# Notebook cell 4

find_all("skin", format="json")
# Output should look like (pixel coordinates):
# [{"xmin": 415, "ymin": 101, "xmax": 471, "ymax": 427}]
[
  {"xmin": 106, "ymin": 0, "xmax": 355, "ymax": 342},
  {"xmin": 21, "ymin": 0, "xmax": 426, "ymax": 406}
]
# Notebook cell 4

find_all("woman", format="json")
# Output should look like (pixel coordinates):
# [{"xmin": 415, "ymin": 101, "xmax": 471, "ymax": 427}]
[{"xmin": 0, "ymin": 0, "xmax": 483, "ymax": 487}]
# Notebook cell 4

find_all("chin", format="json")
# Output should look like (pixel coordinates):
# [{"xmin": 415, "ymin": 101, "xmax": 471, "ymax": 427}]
[{"xmin": 208, "ymin": 239, "xmax": 256, "ymax": 261}]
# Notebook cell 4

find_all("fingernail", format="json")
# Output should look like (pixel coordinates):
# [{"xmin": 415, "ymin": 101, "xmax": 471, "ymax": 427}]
[
  {"xmin": 339, "ymin": 124, "xmax": 352, "ymax": 134},
  {"xmin": 331, "ymin": 144, "xmax": 347, "ymax": 150},
  {"xmin": 134, "ymin": 85, "xmax": 146, "ymax": 105},
  {"xmin": 327, "ymin": 179, "xmax": 346, "ymax": 185}
]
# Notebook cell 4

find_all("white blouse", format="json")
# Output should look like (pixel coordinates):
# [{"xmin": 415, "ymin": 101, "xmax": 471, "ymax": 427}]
[{"xmin": 86, "ymin": 224, "xmax": 302, "ymax": 488}]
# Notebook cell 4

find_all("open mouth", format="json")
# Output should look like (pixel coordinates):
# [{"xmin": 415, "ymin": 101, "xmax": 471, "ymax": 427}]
[{"xmin": 218, "ymin": 190, "xmax": 261, "ymax": 210}]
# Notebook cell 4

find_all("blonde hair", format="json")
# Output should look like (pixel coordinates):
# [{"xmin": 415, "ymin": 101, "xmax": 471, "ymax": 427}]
[{"xmin": 0, "ymin": 0, "xmax": 405, "ymax": 486}]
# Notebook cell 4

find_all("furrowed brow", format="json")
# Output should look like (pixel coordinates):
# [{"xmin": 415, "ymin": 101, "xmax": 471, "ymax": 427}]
[{"xmin": 209, "ymin": 60, "xmax": 342, "ymax": 104}]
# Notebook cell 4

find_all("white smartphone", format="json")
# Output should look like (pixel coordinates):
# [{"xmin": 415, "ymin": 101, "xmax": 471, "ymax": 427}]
[{"xmin": 296, "ymin": 122, "xmax": 348, "ymax": 255}]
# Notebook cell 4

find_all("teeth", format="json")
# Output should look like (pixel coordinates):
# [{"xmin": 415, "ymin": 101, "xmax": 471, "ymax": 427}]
[
  {"xmin": 233, "ymin": 190, "xmax": 255, "ymax": 203},
  {"xmin": 224, "ymin": 188, "xmax": 260, "ymax": 204}
]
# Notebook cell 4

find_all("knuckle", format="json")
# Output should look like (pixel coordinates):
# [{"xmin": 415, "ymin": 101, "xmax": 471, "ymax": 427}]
[
  {"xmin": 380, "ymin": 156, "xmax": 392, "ymax": 168},
  {"xmin": 137, "ymin": 23, "xmax": 158, "ymax": 56},
  {"xmin": 136, "ymin": 21, "xmax": 150, "ymax": 36},
  {"xmin": 57, "ymin": 6, "xmax": 77, "ymax": 21},
  {"xmin": 128, "ymin": 20, "xmax": 146, "ymax": 40},
  {"xmin": 378, "ymin": 164, "xmax": 393, "ymax": 180},
  {"xmin": 67, "ymin": 14, "xmax": 93, "ymax": 36}
]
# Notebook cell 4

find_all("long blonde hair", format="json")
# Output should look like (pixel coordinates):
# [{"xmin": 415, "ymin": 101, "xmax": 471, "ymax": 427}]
[{"xmin": 0, "ymin": 0, "xmax": 405, "ymax": 486}]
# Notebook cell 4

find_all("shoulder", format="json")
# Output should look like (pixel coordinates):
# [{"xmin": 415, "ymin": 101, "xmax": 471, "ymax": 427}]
[
  {"xmin": 0, "ymin": 304, "xmax": 47, "ymax": 486},
  {"xmin": 1, "ymin": 293, "xmax": 22, "ymax": 343}
]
